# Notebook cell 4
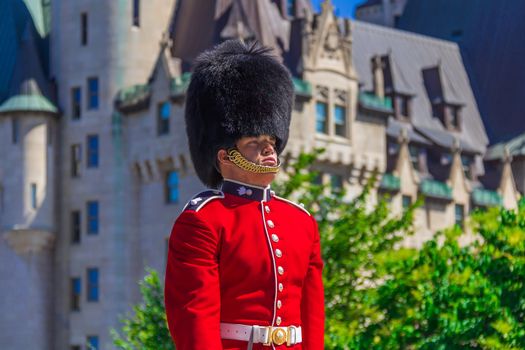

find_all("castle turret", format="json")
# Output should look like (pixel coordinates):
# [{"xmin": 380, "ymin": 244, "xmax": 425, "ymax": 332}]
[{"xmin": 0, "ymin": 1, "xmax": 57, "ymax": 348}]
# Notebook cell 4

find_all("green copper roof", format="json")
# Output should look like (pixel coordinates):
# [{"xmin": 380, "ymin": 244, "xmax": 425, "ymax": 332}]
[
  {"xmin": 359, "ymin": 92, "xmax": 393, "ymax": 112},
  {"xmin": 292, "ymin": 78, "xmax": 312, "ymax": 97},
  {"xmin": 0, "ymin": 94, "xmax": 57, "ymax": 114},
  {"xmin": 472, "ymin": 188, "xmax": 502, "ymax": 207},
  {"xmin": 420, "ymin": 179, "xmax": 453, "ymax": 200},
  {"xmin": 379, "ymin": 173, "xmax": 400, "ymax": 191},
  {"xmin": 23, "ymin": 0, "xmax": 51, "ymax": 37},
  {"xmin": 116, "ymin": 84, "xmax": 151, "ymax": 104},
  {"xmin": 171, "ymin": 72, "xmax": 192, "ymax": 97}
]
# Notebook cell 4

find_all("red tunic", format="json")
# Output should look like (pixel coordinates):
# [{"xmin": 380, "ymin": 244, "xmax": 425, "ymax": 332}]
[{"xmin": 165, "ymin": 180, "xmax": 324, "ymax": 350}]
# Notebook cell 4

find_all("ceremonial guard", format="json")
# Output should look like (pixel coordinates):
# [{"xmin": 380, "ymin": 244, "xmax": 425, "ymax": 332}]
[{"xmin": 164, "ymin": 40, "xmax": 324, "ymax": 350}]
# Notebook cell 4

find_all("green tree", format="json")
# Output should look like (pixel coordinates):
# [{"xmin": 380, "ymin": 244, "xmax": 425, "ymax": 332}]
[
  {"xmin": 111, "ymin": 269, "xmax": 174, "ymax": 350},
  {"xmin": 274, "ymin": 150, "xmax": 418, "ymax": 349},
  {"xmin": 351, "ymin": 204, "xmax": 525, "ymax": 350}
]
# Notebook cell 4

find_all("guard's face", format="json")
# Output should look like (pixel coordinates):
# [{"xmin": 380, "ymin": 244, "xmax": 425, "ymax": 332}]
[
  {"xmin": 235, "ymin": 135, "xmax": 278, "ymax": 166},
  {"xmin": 217, "ymin": 135, "xmax": 279, "ymax": 187}
]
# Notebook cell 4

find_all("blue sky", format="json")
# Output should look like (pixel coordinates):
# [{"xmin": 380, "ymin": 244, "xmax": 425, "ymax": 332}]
[{"xmin": 310, "ymin": 0, "xmax": 365, "ymax": 18}]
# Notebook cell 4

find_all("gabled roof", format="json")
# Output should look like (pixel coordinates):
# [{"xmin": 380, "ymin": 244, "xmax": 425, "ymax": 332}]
[{"xmin": 351, "ymin": 20, "xmax": 488, "ymax": 154}]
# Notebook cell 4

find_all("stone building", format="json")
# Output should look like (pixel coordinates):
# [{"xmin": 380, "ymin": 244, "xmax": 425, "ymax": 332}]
[{"xmin": 0, "ymin": 0, "xmax": 519, "ymax": 349}]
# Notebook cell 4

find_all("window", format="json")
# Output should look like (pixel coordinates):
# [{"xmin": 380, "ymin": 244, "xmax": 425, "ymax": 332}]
[
  {"xmin": 12, "ymin": 118, "xmax": 20, "ymax": 144},
  {"xmin": 87, "ymin": 77, "xmax": 99, "ymax": 109},
  {"xmin": 166, "ymin": 171, "xmax": 179, "ymax": 204},
  {"xmin": 313, "ymin": 172, "xmax": 323, "ymax": 186},
  {"xmin": 132, "ymin": 0, "xmax": 140, "ymax": 27},
  {"xmin": 388, "ymin": 141, "xmax": 399, "ymax": 155},
  {"xmin": 30, "ymin": 183, "xmax": 37, "ymax": 209},
  {"xmin": 81, "ymin": 13, "xmax": 88, "ymax": 46},
  {"xmin": 287, "ymin": 0, "xmax": 296, "ymax": 17},
  {"xmin": 86, "ymin": 135, "xmax": 99, "ymax": 168},
  {"xmin": 71, "ymin": 277, "xmax": 81, "ymax": 311},
  {"xmin": 71, "ymin": 144, "xmax": 82, "ymax": 177},
  {"xmin": 398, "ymin": 95, "xmax": 410, "ymax": 118},
  {"xmin": 409, "ymin": 145, "xmax": 419, "ymax": 170},
  {"xmin": 461, "ymin": 155, "xmax": 472, "ymax": 179},
  {"xmin": 71, "ymin": 211, "xmax": 81, "ymax": 244},
  {"xmin": 440, "ymin": 153, "xmax": 452, "ymax": 166},
  {"xmin": 157, "ymin": 102, "xmax": 170, "ymax": 136},
  {"xmin": 450, "ymin": 106, "xmax": 461, "ymax": 130},
  {"xmin": 316, "ymin": 102, "xmax": 328, "ymax": 134},
  {"xmin": 330, "ymin": 174, "xmax": 343, "ymax": 193},
  {"xmin": 86, "ymin": 335, "xmax": 99, "ymax": 350},
  {"xmin": 455, "ymin": 204, "xmax": 465, "ymax": 228},
  {"xmin": 402, "ymin": 195, "xmax": 412, "ymax": 209},
  {"xmin": 47, "ymin": 123, "xmax": 53, "ymax": 146},
  {"xmin": 71, "ymin": 87, "xmax": 81, "ymax": 119},
  {"xmin": 86, "ymin": 268, "xmax": 99, "ymax": 302},
  {"xmin": 432, "ymin": 103, "xmax": 443, "ymax": 120},
  {"xmin": 86, "ymin": 201, "xmax": 99, "ymax": 235},
  {"xmin": 334, "ymin": 105, "xmax": 346, "ymax": 137}
]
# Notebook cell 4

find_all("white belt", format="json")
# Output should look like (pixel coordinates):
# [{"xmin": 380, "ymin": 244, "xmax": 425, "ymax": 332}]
[{"xmin": 220, "ymin": 322, "xmax": 302, "ymax": 347}]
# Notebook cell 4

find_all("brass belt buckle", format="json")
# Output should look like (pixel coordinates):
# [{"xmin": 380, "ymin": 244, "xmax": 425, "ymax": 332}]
[{"xmin": 272, "ymin": 327, "xmax": 287, "ymax": 346}]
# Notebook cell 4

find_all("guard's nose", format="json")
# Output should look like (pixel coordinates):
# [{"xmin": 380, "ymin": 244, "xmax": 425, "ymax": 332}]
[{"xmin": 261, "ymin": 143, "xmax": 276, "ymax": 156}]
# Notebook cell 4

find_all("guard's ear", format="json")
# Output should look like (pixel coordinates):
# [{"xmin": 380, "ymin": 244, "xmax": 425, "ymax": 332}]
[{"xmin": 217, "ymin": 149, "xmax": 230, "ymax": 166}]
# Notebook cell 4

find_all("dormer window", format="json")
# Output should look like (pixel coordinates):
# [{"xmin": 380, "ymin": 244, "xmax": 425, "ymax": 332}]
[
  {"xmin": 372, "ymin": 54, "xmax": 412, "ymax": 120},
  {"xmin": 431, "ymin": 102, "xmax": 462, "ymax": 131},
  {"xmin": 423, "ymin": 65, "xmax": 463, "ymax": 131},
  {"xmin": 450, "ymin": 105, "xmax": 461, "ymax": 130},
  {"xmin": 397, "ymin": 94, "xmax": 411, "ymax": 119}
]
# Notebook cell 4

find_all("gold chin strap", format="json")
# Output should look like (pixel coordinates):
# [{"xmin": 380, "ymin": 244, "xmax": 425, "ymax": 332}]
[{"xmin": 227, "ymin": 148, "xmax": 280, "ymax": 174}]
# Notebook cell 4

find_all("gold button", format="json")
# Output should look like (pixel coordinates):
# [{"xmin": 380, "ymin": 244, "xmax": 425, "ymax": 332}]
[
  {"xmin": 275, "ymin": 249, "xmax": 282, "ymax": 258},
  {"xmin": 277, "ymin": 300, "xmax": 282, "ymax": 309},
  {"xmin": 265, "ymin": 206, "xmax": 270, "ymax": 213},
  {"xmin": 278, "ymin": 283, "xmax": 283, "ymax": 292},
  {"xmin": 278, "ymin": 266, "xmax": 284, "ymax": 275},
  {"xmin": 271, "ymin": 234, "xmax": 279, "ymax": 242},
  {"xmin": 267, "ymin": 220, "xmax": 275, "ymax": 228},
  {"xmin": 276, "ymin": 316, "xmax": 282, "ymax": 325}
]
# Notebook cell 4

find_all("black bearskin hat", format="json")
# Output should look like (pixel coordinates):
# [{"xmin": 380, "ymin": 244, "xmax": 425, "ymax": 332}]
[{"xmin": 185, "ymin": 40, "xmax": 294, "ymax": 188}]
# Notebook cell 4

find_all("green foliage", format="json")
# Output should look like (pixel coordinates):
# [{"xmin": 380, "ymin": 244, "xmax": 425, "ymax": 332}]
[
  {"xmin": 349, "ymin": 206, "xmax": 525, "ymax": 350},
  {"xmin": 275, "ymin": 150, "xmax": 419, "ymax": 349},
  {"xmin": 111, "ymin": 269, "xmax": 174, "ymax": 350}
]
